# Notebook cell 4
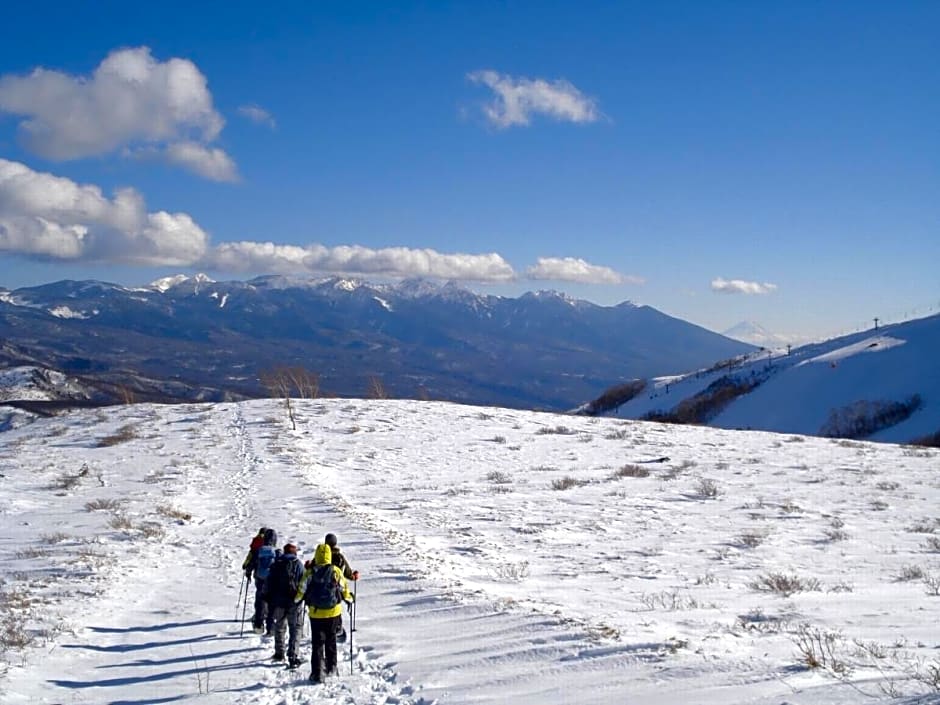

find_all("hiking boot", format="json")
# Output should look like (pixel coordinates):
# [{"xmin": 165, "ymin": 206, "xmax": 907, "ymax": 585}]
[
  {"xmin": 287, "ymin": 657, "xmax": 302, "ymax": 670},
  {"xmin": 272, "ymin": 652, "xmax": 285, "ymax": 662},
  {"xmin": 309, "ymin": 671, "xmax": 320, "ymax": 683},
  {"xmin": 336, "ymin": 628, "xmax": 347, "ymax": 643}
]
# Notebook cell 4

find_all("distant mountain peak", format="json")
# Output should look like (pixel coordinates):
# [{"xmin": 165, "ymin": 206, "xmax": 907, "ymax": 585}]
[
  {"xmin": 149, "ymin": 273, "xmax": 215, "ymax": 293},
  {"xmin": 723, "ymin": 321, "xmax": 791, "ymax": 348}
]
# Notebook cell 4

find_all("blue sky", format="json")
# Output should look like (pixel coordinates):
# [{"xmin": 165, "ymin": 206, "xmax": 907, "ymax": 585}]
[{"xmin": 0, "ymin": 1, "xmax": 937, "ymax": 339}]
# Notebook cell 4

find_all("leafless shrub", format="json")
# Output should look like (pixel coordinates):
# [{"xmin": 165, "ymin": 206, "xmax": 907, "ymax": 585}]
[
  {"xmin": 896, "ymin": 565, "xmax": 925, "ymax": 582},
  {"xmin": 109, "ymin": 513, "xmax": 134, "ymax": 530},
  {"xmin": 137, "ymin": 522, "xmax": 166, "ymax": 539},
  {"xmin": 735, "ymin": 609, "xmax": 789, "ymax": 634},
  {"xmin": 923, "ymin": 537, "xmax": 940, "ymax": 552},
  {"xmin": 531, "ymin": 465, "xmax": 559, "ymax": 472},
  {"xmin": 86, "ymin": 498, "xmax": 123, "ymax": 512},
  {"xmin": 609, "ymin": 464, "xmax": 649, "ymax": 479},
  {"xmin": 39, "ymin": 532, "xmax": 70, "ymax": 544},
  {"xmin": 157, "ymin": 504, "xmax": 192, "ymax": 522},
  {"xmin": 738, "ymin": 531, "xmax": 766, "ymax": 548},
  {"xmin": 490, "ymin": 435, "xmax": 507, "ymax": 444},
  {"xmin": 786, "ymin": 435, "xmax": 806, "ymax": 443},
  {"xmin": 792, "ymin": 623, "xmax": 851, "ymax": 674},
  {"xmin": 490, "ymin": 485, "xmax": 513, "ymax": 494},
  {"xmin": 695, "ymin": 477, "xmax": 720, "ymax": 498},
  {"xmin": 871, "ymin": 500, "xmax": 889, "ymax": 511},
  {"xmin": 923, "ymin": 574, "xmax": 940, "ymax": 596},
  {"xmin": 96, "ymin": 424, "xmax": 138, "ymax": 447},
  {"xmin": 477, "ymin": 412, "xmax": 493, "ymax": 420},
  {"xmin": 15, "ymin": 547, "xmax": 51, "ymax": 559},
  {"xmin": 780, "ymin": 499, "xmax": 802, "ymax": 513},
  {"xmin": 0, "ymin": 615, "xmax": 33, "ymax": 650},
  {"xmin": 0, "ymin": 588, "xmax": 33, "ymax": 611},
  {"xmin": 751, "ymin": 572, "xmax": 822, "ymax": 596},
  {"xmin": 824, "ymin": 528, "xmax": 849, "ymax": 542},
  {"xmin": 605, "ymin": 428, "xmax": 630, "ymax": 440},
  {"xmin": 876, "ymin": 481, "xmax": 901, "ymax": 491},
  {"xmin": 907, "ymin": 520, "xmax": 936, "ymax": 534},
  {"xmin": 638, "ymin": 590, "xmax": 701, "ymax": 611},
  {"xmin": 551, "ymin": 476, "xmax": 588, "ymax": 490},
  {"xmin": 493, "ymin": 561, "xmax": 530, "ymax": 581},
  {"xmin": 486, "ymin": 471, "xmax": 511, "ymax": 484},
  {"xmin": 536, "ymin": 425, "xmax": 576, "ymax": 436}
]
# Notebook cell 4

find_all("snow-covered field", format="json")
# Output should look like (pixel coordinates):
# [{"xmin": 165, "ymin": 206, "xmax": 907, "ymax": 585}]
[{"xmin": 1, "ymin": 398, "xmax": 938, "ymax": 704}]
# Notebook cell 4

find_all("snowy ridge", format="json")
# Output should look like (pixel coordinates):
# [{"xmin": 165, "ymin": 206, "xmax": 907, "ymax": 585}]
[
  {"xmin": 612, "ymin": 313, "xmax": 940, "ymax": 443},
  {"xmin": 1, "ymin": 398, "xmax": 938, "ymax": 704}
]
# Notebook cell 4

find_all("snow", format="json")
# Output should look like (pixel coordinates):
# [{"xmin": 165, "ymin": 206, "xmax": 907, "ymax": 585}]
[
  {"xmin": 0, "ymin": 366, "xmax": 89, "ymax": 402},
  {"xmin": 1, "ymin": 398, "xmax": 938, "ymax": 704},
  {"xmin": 373, "ymin": 296, "xmax": 392, "ymax": 311},
  {"xmin": 47, "ymin": 306, "xmax": 90, "ymax": 319},
  {"xmin": 614, "ymin": 314, "xmax": 940, "ymax": 444}
]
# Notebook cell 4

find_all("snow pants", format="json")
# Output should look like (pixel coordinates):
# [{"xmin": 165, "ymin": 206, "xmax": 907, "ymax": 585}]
[
  {"xmin": 272, "ymin": 603, "xmax": 302, "ymax": 661},
  {"xmin": 309, "ymin": 615, "xmax": 341, "ymax": 681},
  {"xmin": 252, "ymin": 576, "xmax": 273, "ymax": 632}
]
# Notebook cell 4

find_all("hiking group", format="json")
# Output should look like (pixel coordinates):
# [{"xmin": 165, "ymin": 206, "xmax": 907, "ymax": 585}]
[{"xmin": 241, "ymin": 527, "xmax": 359, "ymax": 683}]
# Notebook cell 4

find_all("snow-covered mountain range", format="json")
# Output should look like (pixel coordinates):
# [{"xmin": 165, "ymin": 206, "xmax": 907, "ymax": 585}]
[
  {"xmin": 0, "ymin": 274, "xmax": 750, "ymax": 409},
  {"xmin": 601, "ymin": 313, "xmax": 940, "ymax": 445}
]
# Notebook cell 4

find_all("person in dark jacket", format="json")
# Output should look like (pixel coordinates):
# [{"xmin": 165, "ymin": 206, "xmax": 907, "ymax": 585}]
[
  {"xmin": 246, "ymin": 527, "xmax": 278, "ymax": 634},
  {"xmin": 295, "ymin": 543, "xmax": 352, "ymax": 683},
  {"xmin": 324, "ymin": 533, "xmax": 358, "ymax": 642},
  {"xmin": 264, "ymin": 543, "xmax": 305, "ymax": 668}
]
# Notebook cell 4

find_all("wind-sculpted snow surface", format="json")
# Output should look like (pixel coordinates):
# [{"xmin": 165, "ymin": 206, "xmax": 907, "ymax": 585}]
[{"xmin": 0, "ymin": 399, "xmax": 938, "ymax": 704}]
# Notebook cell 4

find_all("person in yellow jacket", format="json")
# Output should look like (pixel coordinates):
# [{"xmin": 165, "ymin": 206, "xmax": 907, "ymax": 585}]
[{"xmin": 294, "ymin": 543, "xmax": 353, "ymax": 682}]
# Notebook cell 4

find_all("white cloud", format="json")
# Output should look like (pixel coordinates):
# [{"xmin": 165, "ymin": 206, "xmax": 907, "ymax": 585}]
[
  {"xmin": 165, "ymin": 142, "xmax": 239, "ymax": 182},
  {"xmin": 467, "ymin": 70, "xmax": 600, "ymax": 128},
  {"xmin": 711, "ymin": 277, "xmax": 778, "ymax": 295},
  {"xmin": 237, "ymin": 104, "xmax": 276, "ymax": 128},
  {"xmin": 525, "ymin": 257, "xmax": 641, "ymax": 285},
  {"xmin": 0, "ymin": 158, "xmax": 208, "ymax": 265},
  {"xmin": 206, "ymin": 242, "xmax": 517, "ymax": 282},
  {"xmin": 0, "ymin": 47, "xmax": 234, "ymax": 180}
]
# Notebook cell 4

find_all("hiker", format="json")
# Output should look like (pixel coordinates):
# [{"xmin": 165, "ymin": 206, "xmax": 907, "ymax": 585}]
[
  {"xmin": 241, "ymin": 527, "xmax": 266, "ymax": 573},
  {"xmin": 245, "ymin": 527, "xmax": 279, "ymax": 634},
  {"xmin": 296, "ymin": 543, "xmax": 353, "ymax": 683},
  {"xmin": 324, "ymin": 533, "xmax": 359, "ymax": 642},
  {"xmin": 264, "ymin": 542, "xmax": 305, "ymax": 668}
]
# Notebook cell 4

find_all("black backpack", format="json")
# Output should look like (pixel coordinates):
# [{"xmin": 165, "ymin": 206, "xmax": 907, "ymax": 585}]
[{"xmin": 303, "ymin": 564, "xmax": 342, "ymax": 609}]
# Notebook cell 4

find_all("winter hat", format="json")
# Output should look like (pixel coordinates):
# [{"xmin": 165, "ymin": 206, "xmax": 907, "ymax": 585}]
[{"xmin": 324, "ymin": 533, "xmax": 337, "ymax": 547}]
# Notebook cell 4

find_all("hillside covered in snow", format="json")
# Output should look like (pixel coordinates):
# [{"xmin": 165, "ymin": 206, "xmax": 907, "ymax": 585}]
[
  {"xmin": 1, "ymin": 398, "xmax": 938, "ymax": 704},
  {"xmin": 605, "ymin": 313, "xmax": 940, "ymax": 445}
]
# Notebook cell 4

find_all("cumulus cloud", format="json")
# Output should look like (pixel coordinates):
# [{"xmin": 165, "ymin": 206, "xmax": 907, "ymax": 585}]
[
  {"xmin": 711, "ymin": 277, "xmax": 778, "ymax": 295},
  {"xmin": 525, "ymin": 257, "xmax": 640, "ymax": 285},
  {"xmin": 237, "ymin": 104, "xmax": 276, "ymax": 128},
  {"xmin": 165, "ymin": 142, "xmax": 239, "ymax": 182},
  {"xmin": 206, "ymin": 242, "xmax": 517, "ymax": 282},
  {"xmin": 0, "ymin": 158, "xmax": 209, "ymax": 265},
  {"xmin": 467, "ymin": 70, "xmax": 600, "ymax": 128},
  {"xmin": 0, "ymin": 47, "xmax": 235, "ymax": 180}
]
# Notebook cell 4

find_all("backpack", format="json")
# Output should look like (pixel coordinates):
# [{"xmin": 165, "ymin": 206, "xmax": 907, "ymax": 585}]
[
  {"xmin": 303, "ymin": 564, "xmax": 342, "ymax": 609},
  {"xmin": 255, "ymin": 545, "xmax": 276, "ymax": 580}
]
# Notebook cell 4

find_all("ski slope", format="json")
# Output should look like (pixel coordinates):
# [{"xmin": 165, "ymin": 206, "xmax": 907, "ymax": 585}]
[{"xmin": 1, "ymin": 398, "xmax": 938, "ymax": 704}]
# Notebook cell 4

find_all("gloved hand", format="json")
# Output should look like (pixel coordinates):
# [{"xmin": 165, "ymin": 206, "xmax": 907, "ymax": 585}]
[
  {"xmin": 351, "ymin": 570, "xmax": 360, "ymax": 581},
  {"xmin": 244, "ymin": 568, "xmax": 253, "ymax": 580}
]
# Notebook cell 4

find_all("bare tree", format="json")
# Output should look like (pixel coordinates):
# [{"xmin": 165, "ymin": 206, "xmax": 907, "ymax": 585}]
[
  {"xmin": 368, "ymin": 375, "xmax": 388, "ymax": 400},
  {"xmin": 285, "ymin": 366, "xmax": 319, "ymax": 399},
  {"xmin": 260, "ymin": 367, "xmax": 296, "ymax": 430}
]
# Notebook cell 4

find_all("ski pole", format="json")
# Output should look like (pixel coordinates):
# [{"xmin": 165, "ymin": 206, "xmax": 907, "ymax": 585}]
[
  {"xmin": 349, "ymin": 580, "xmax": 357, "ymax": 674},
  {"xmin": 236, "ymin": 571, "xmax": 245, "ymax": 622},
  {"xmin": 240, "ymin": 574, "xmax": 250, "ymax": 637}
]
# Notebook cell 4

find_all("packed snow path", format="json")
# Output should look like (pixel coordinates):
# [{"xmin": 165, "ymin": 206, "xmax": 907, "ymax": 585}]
[{"xmin": 1, "ymin": 399, "xmax": 938, "ymax": 704}]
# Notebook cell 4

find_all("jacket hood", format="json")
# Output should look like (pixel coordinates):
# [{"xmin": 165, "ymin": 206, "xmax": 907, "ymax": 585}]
[{"xmin": 314, "ymin": 543, "xmax": 332, "ymax": 566}]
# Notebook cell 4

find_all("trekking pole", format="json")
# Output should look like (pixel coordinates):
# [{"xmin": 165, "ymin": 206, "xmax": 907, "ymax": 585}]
[
  {"xmin": 349, "ymin": 580, "xmax": 357, "ymax": 675},
  {"xmin": 239, "ymin": 574, "xmax": 250, "ymax": 638},
  {"xmin": 236, "ymin": 572, "xmax": 245, "ymax": 622}
]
